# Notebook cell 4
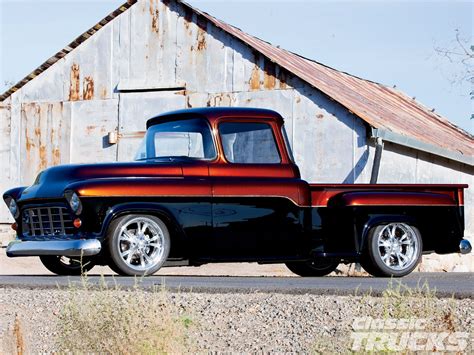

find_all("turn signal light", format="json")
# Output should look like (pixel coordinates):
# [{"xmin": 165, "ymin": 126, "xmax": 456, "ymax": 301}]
[
  {"xmin": 11, "ymin": 222, "xmax": 18, "ymax": 231},
  {"xmin": 73, "ymin": 218, "xmax": 82, "ymax": 228}
]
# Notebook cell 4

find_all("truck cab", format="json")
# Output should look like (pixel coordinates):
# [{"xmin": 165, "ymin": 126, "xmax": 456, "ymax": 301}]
[{"xmin": 4, "ymin": 107, "xmax": 471, "ymax": 277}]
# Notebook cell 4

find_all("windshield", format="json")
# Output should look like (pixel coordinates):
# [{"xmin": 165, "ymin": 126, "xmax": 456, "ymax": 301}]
[{"xmin": 135, "ymin": 118, "xmax": 217, "ymax": 161}]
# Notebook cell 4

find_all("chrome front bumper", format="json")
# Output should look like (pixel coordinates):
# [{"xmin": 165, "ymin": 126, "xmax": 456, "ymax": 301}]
[
  {"xmin": 6, "ymin": 239, "xmax": 101, "ymax": 257},
  {"xmin": 459, "ymin": 239, "xmax": 472, "ymax": 254}
]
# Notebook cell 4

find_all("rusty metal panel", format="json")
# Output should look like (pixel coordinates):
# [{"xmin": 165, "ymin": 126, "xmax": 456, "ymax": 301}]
[
  {"xmin": 176, "ymin": 7, "xmax": 233, "ymax": 93},
  {"xmin": 117, "ymin": 91, "xmax": 186, "ymax": 161},
  {"xmin": 127, "ymin": 0, "xmax": 179, "ymax": 88},
  {"xmin": 19, "ymin": 102, "xmax": 71, "ymax": 185},
  {"xmin": 64, "ymin": 25, "xmax": 114, "ymax": 102},
  {"xmin": 292, "ymin": 86, "xmax": 361, "ymax": 184},
  {"xmin": 111, "ymin": 5, "xmax": 131, "ymax": 98},
  {"xmin": 69, "ymin": 100, "xmax": 118, "ymax": 164},
  {"xmin": 0, "ymin": 104, "xmax": 13, "ymax": 223}
]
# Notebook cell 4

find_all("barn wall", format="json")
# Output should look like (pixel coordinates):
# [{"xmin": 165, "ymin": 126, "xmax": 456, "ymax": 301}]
[{"xmin": 1, "ymin": 0, "xmax": 472, "ymax": 271}]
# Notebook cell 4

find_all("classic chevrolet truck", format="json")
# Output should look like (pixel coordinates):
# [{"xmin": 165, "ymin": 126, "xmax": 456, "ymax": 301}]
[{"xmin": 4, "ymin": 107, "xmax": 471, "ymax": 277}]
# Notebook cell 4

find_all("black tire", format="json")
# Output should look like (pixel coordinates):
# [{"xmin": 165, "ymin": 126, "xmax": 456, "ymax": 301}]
[
  {"xmin": 286, "ymin": 259, "xmax": 339, "ymax": 277},
  {"xmin": 107, "ymin": 214, "xmax": 171, "ymax": 276},
  {"xmin": 362, "ymin": 223, "xmax": 422, "ymax": 277},
  {"xmin": 39, "ymin": 255, "xmax": 95, "ymax": 276}
]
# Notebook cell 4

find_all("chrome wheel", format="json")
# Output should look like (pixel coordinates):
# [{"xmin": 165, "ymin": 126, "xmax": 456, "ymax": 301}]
[
  {"xmin": 116, "ymin": 216, "xmax": 165, "ymax": 272},
  {"xmin": 375, "ymin": 223, "xmax": 419, "ymax": 271}
]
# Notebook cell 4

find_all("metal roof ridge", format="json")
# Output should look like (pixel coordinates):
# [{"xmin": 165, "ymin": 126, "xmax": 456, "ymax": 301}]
[{"xmin": 0, "ymin": 0, "xmax": 138, "ymax": 102}]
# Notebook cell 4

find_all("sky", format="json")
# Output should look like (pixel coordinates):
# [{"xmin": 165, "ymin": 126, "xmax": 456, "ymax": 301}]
[{"xmin": 0, "ymin": 0, "xmax": 472, "ymax": 134}]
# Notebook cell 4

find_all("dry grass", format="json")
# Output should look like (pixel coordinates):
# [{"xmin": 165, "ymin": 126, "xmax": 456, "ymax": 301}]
[
  {"xmin": 1, "ymin": 314, "xmax": 26, "ymax": 355},
  {"xmin": 57, "ymin": 277, "xmax": 194, "ymax": 354},
  {"xmin": 312, "ymin": 279, "xmax": 462, "ymax": 354}
]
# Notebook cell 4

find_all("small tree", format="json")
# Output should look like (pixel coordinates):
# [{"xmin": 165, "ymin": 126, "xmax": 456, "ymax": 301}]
[{"xmin": 434, "ymin": 29, "xmax": 473, "ymax": 119}]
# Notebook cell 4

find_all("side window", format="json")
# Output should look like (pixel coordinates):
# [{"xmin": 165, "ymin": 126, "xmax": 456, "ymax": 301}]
[{"xmin": 219, "ymin": 122, "xmax": 281, "ymax": 164}]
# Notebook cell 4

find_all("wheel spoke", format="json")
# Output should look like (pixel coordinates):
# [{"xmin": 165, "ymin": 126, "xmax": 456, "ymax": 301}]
[
  {"xmin": 140, "ymin": 222, "xmax": 149, "ymax": 234},
  {"xmin": 139, "ymin": 253, "xmax": 145, "ymax": 267},
  {"xmin": 124, "ymin": 249, "xmax": 135, "ymax": 264},
  {"xmin": 389, "ymin": 224, "xmax": 396, "ymax": 238},
  {"xmin": 120, "ymin": 229, "xmax": 135, "ymax": 243},
  {"xmin": 397, "ymin": 252, "xmax": 408, "ymax": 266},
  {"xmin": 143, "ymin": 253, "xmax": 153, "ymax": 264},
  {"xmin": 148, "ymin": 233, "xmax": 160, "ymax": 242}
]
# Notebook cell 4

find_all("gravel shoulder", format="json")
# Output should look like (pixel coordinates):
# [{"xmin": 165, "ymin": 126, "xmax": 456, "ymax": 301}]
[{"xmin": 1, "ymin": 287, "xmax": 472, "ymax": 353}]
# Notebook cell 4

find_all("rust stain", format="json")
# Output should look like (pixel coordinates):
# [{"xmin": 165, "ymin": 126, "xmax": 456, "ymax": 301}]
[
  {"xmin": 25, "ymin": 136, "xmax": 34, "ymax": 154},
  {"xmin": 196, "ymin": 17, "xmax": 207, "ymax": 51},
  {"xmin": 150, "ymin": 0, "xmax": 159, "ymax": 33},
  {"xmin": 100, "ymin": 86, "xmax": 107, "ymax": 99},
  {"xmin": 279, "ymin": 69, "xmax": 287, "ymax": 89},
  {"xmin": 83, "ymin": 76, "xmax": 94, "ymax": 100},
  {"xmin": 39, "ymin": 145, "xmax": 47, "ymax": 170},
  {"xmin": 249, "ymin": 65, "xmax": 260, "ymax": 91},
  {"xmin": 13, "ymin": 316, "xmax": 25, "ymax": 355},
  {"xmin": 316, "ymin": 113, "xmax": 324, "ymax": 119},
  {"xmin": 86, "ymin": 125, "xmax": 96, "ymax": 134},
  {"xmin": 183, "ymin": 7, "xmax": 192, "ymax": 31},
  {"xmin": 69, "ymin": 64, "xmax": 81, "ymax": 101},
  {"xmin": 263, "ymin": 60, "xmax": 276, "ymax": 90},
  {"xmin": 296, "ymin": 96, "xmax": 301, "ymax": 103},
  {"xmin": 151, "ymin": 9, "xmax": 159, "ymax": 33}
]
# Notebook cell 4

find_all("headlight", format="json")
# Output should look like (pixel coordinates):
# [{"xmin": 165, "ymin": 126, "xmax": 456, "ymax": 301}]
[
  {"xmin": 65, "ymin": 191, "xmax": 82, "ymax": 215},
  {"xmin": 9, "ymin": 199, "xmax": 19, "ymax": 219}
]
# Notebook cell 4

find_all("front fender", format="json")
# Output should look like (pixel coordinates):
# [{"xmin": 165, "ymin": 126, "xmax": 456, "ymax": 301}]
[
  {"xmin": 3, "ymin": 186, "xmax": 28, "ymax": 202},
  {"xmin": 99, "ymin": 202, "xmax": 189, "ymax": 258}
]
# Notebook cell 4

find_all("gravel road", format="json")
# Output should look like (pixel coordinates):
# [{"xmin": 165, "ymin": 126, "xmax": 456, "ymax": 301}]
[{"xmin": 1, "ymin": 287, "xmax": 472, "ymax": 353}]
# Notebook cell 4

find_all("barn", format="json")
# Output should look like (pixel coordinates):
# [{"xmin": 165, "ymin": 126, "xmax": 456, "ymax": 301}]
[{"xmin": 0, "ymin": 0, "xmax": 472, "ymax": 270}]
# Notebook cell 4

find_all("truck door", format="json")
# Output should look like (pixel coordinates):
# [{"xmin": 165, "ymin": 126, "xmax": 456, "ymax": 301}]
[{"xmin": 209, "ymin": 120, "xmax": 305, "ymax": 259}]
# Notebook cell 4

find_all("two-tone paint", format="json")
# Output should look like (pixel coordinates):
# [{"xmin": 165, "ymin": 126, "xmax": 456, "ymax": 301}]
[{"xmin": 3, "ymin": 107, "xmax": 470, "ymax": 269}]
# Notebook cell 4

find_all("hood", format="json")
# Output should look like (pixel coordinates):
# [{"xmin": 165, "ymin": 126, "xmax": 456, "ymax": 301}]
[{"xmin": 17, "ymin": 161, "xmax": 183, "ymax": 201}]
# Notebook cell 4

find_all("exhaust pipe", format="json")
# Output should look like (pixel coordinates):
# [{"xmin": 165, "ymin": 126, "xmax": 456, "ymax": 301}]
[{"xmin": 459, "ymin": 239, "xmax": 472, "ymax": 254}]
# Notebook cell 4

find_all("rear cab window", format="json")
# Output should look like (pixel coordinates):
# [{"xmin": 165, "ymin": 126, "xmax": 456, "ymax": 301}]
[{"xmin": 219, "ymin": 122, "xmax": 281, "ymax": 164}]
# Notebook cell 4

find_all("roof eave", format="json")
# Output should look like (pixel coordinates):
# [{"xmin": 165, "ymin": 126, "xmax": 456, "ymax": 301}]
[{"xmin": 371, "ymin": 127, "xmax": 473, "ymax": 166}]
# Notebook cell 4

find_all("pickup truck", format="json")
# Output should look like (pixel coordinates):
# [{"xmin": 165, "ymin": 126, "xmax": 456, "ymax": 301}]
[{"xmin": 4, "ymin": 107, "xmax": 471, "ymax": 277}]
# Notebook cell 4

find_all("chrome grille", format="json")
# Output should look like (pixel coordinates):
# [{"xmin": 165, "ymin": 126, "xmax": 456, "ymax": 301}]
[{"xmin": 22, "ymin": 207, "xmax": 74, "ymax": 238}]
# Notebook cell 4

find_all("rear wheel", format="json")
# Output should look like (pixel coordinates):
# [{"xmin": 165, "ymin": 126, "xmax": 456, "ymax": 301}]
[
  {"xmin": 362, "ymin": 222, "xmax": 422, "ymax": 277},
  {"xmin": 286, "ymin": 259, "xmax": 339, "ymax": 277},
  {"xmin": 107, "ymin": 214, "xmax": 170, "ymax": 276},
  {"xmin": 39, "ymin": 255, "xmax": 95, "ymax": 275}
]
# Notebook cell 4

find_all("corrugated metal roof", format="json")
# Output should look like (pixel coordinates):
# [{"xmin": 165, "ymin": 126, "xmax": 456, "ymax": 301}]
[{"xmin": 1, "ymin": 0, "xmax": 472, "ymax": 164}]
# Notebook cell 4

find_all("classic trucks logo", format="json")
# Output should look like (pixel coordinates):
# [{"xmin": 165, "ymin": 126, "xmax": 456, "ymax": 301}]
[{"xmin": 350, "ymin": 317, "xmax": 469, "ymax": 352}]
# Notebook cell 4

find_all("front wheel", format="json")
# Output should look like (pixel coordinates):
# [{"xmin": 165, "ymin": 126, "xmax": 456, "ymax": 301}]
[
  {"xmin": 286, "ymin": 259, "xmax": 339, "ymax": 277},
  {"xmin": 107, "ymin": 214, "xmax": 170, "ymax": 276},
  {"xmin": 39, "ymin": 255, "xmax": 95, "ymax": 275},
  {"xmin": 362, "ymin": 222, "xmax": 422, "ymax": 277}
]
